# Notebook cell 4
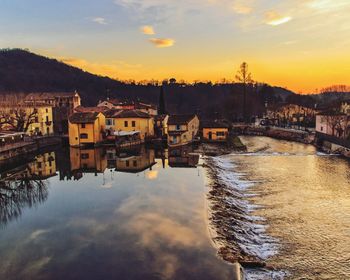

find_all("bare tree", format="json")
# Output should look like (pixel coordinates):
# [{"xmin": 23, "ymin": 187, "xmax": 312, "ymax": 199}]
[
  {"xmin": 235, "ymin": 62, "xmax": 253, "ymax": 122},
  {"xmin": 0, "ymin": 107, "xmax": 38, "ymax": 132},
  {"xmin": 325, "ymin": 113, "xmax": 348, "ymax": 138}
]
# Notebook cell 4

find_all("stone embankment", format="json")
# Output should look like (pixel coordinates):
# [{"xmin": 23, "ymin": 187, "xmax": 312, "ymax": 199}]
[
  {"xmin": 195, "ymin": 136, "xmax": 247, "ymax": 156},
  {"xmin": 235, "ymin": 125, "xmax": 314, "ymax": 144}
]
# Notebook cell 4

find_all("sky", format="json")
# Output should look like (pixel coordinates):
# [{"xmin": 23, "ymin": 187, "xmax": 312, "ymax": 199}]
[{"xmin": 1, "ymin": 0, "xmax": 350, "ymax": 93}]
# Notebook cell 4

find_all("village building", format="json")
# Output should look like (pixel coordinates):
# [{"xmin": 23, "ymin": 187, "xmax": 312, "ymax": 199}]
[
  {"xmin": 24, "ymin": 91, "xmax": 81, "ymax": 134},
  {"xmin": 104, "ymin": 109, "xmax": 154, "ymax": 141},
  {"xmin": 68, "ymin": 112, "xmax": 105, "ymax": 147},
  {"xmin": 201, "ymin": 120, "xmax": 229, "ymax": 142},
  {"xmin": 316, "ymin": 109, "xmax": 350, "ymax": 139},
  {"xmin": 167, "ymin": 114, "xmax": 199, "ymax": 147},
  {"xmin": 98, "ymin": 99, "xmax": 157, "ymax": 116}
]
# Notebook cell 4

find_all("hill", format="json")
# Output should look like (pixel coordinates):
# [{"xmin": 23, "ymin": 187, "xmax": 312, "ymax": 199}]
[{"xmin": 2, "ymin": 48, "xmax": 347, "ymax": 118}]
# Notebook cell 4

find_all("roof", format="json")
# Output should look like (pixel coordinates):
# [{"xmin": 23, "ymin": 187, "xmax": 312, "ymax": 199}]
[
  {"xmin": 104, "ymin": 109, "xmax": 121, "ymax": 118},
  {"xmin": 201, "ymin": 120, "xmax": 229, "ymax": 129},
  {"xmin": 75, "ymin": 106, "xmax": 109, "ymax": 113},
  {"xmin": 168, "ymin": 114, "xmax": 197, "ymax": 125},
  {"xmin": 25, "ymin": 92, "xmax": 79, "ymax": 100},
  {"xmin": 114, "ymin": 110, "xmax": 151, "ymax": 119},
  {"xmin": 69, "ymin": 112, "xmax": 100, "ymax": 124},
  {"xmin": 155, "ymin": 114, "xmax": 168, "ymax": 121}
]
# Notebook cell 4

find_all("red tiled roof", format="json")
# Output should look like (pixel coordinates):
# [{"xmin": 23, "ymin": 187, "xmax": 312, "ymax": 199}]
[
  {"xmin": 69, "ymin": 112, "xmax": 99, "ymax": 124},
  {"xmin": 168, "ymin": 114, "xmax": 197, "ymax": 125}
]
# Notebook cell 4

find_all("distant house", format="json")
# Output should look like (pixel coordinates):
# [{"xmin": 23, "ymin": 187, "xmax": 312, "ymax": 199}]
[
  {"xmin": 154, "ymin": 114, "xmax": 169, "ymax": 138},
  {"xmin": 104, "ymin": 109, "xmax": 154, "ymax": 141},
  {"xmin": 68, "ymin": 112, "xmax": 105, "ymax": 147},
  {"xmin": 201, "ymin": 120, "xmax": 229, "ymax": 142},
  {"xmin": 167, "ymin": 115, "xmax": 199, "ymax": 147},
  {"xmin": 316, "ymin": 109, "xmax": 350, "ymax": 139},
  {"xmin": 97, "ymin": 99, "xmax": 157, "ymax": 116}
]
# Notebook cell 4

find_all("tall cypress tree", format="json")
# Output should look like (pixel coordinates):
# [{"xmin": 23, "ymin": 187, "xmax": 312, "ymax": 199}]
[{"xmin": 158, "ymin": 86, "xmax": 167, "ymax": 115}]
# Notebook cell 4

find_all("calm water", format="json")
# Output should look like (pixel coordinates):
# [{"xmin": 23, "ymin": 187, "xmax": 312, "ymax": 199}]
[
  {"xmin": 206, "ymin": 136, "xmax": 350, "ymax": 280},
  {"xmin": 0, "ymin": 146, "xmax": 235, "ymax": 280}
]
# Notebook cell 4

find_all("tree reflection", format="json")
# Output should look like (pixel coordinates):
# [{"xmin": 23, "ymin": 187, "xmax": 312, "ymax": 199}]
[{"xmin": 0, "ymin": 171, "xmax": 48, "ymax": 227}]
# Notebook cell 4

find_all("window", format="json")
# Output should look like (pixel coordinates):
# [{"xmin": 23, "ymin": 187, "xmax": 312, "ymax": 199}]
[
  {"xmin": 132, "ymin": 121, "xmax": 136, "ymax": 127},
  {"xmin": 133, "ymin": 160, "xmax": 137, "ymax": 167},
  {"xmin": 126, "ymin": 160, "xmax": 129, "ymax": 167},
  {"xmin": 106, "ymin": 119, "xmax": 114, "ymax": 126},
  {"xmin": 81, "ymin": 153, "xmax": 89, "ymax": 159},
  {"xmin": 321, "ymin": 127, "xmax": 323, "ymax": 132},
  {"xmin": 46, "ymin": 116, "xmax": 49, "ymax": 122},
  {"xmin": 176, "ymin": 124, "xmax": 181, "ymax": 130},
  {"xmin": 46, "ymin": 108, "xmax": 48, "ymax": 113},
  {"xmin": 81, "ymin": 123, "xmax": 86, "ymax": 128},
  {"xmin": 124, "ymin": 121, "xmax": 128, "ymax": 127},
  {"xmin": 35, "ymin": 117, "xmax": 39, "ymax": 123},
  {"xmin": 80, "ymin": 133, "xmax": 88, "ymax": 139},
  {"xmin": 216, "ymin": 131, "xmax": 225, "ymax": 137},
  {"xmin": 37, "ymin": 162, "xmax": 42, "ymax": 168}
]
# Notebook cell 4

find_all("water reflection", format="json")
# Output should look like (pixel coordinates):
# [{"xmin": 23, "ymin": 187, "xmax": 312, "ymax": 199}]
[
  {"xmin": 168, "ymin": 146, "xmax": 200, "ymax": 168},
  {"xmin": 0, "ymin": 152, "xmax": 55, "ymax": 226},
  {"xmin": 0, "ymin": 145, "xmax": 233, "ymax": 280}
]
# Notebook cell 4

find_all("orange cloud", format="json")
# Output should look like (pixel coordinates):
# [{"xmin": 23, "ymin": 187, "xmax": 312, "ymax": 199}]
[
  {"xmin": 265, "ymin": 11, "xmax": 292, "ymax": 26},
  {"xmin": 141, "ymin": 25, "xmax": 155, "ymax": 35},
  {"xmin": 149, "ymin": 38, "xmax": 175, "ymax": 48}
]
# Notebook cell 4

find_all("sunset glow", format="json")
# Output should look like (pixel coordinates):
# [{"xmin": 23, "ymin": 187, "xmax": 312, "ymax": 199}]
[{"xmin": 1, "ymin": 0, "xmax": 350, "ymax": 93}]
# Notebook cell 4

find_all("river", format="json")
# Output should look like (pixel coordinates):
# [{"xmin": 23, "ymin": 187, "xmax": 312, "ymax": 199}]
[
  {"xmin": 0, "ymin": 138, "xmax": 349, "ymax": 279},
  {"xmin": 205, "ymin": 136, "xmax": 350, "ymax": 279},
  {"xmin": 0, "ymin": 146, "xmax": 235, "ymax": 280}
]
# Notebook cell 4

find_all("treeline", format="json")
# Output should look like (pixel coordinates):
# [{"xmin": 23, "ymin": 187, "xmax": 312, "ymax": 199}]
[{"xmin": 0, "ymin": 48, "xmax": 348, "ymax": 119}]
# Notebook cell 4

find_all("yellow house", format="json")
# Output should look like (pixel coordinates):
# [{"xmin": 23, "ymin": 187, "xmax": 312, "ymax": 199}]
[
  {"xmin": 167, "ymin": 115, "xmax": 200, "ymax": 147},
  {"xmin": 105, "ymin": 109, "xmax": 154, "ymax": 141},
  {"xmin": 68, "ymin": 112, "xmax": 105, "ymax": 147},
  {"xmin": 0, "ymin": 105, "xmax": 54, "ymax": 135},
  {"xmin": 202, "ymin": 120, "xmax": 229, "ymax": 142}
]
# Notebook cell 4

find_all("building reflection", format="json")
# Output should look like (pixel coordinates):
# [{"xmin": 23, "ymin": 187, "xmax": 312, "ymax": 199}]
[
  {"xmin": 106, "ymin": 146, "xmax": 156, "ymax": 173},
  {"xmin": 69, "ymin": 147, "xmax": 107, "ymax": 179},
  {"xmin": 168, "ymin": 146, "xmax": 200, "ymax": 168},
  {"xmin": 0, "ymin": 152, "xmax": 55, "ymax": 227},
  {"xmin": 0, "ymin": 145, "xmax": 200, "ymax": 227}
]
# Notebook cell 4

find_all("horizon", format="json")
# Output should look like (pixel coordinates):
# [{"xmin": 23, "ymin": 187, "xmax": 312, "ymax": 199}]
[{"xmin": 1, "ymin": 0, "xmax": 350, "ymax": 93}]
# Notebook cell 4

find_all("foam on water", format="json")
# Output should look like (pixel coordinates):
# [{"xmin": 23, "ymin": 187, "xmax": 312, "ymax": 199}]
[{"xmin": 206, "ymin": 154, "xmax": 284, "ymax": 278}]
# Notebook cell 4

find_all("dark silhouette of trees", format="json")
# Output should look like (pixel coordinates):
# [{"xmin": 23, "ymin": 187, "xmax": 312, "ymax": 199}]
[
  {"xmin": 235, "ymin": 62, "xmax": 253, "ymax": 122},
  {"xmin": 158, "ymin": 86, "xmax": 167, "ymax": 115}
]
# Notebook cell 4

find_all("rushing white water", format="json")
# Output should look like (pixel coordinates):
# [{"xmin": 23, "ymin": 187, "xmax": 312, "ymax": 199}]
[{"xmin": 206, "ymin": 136, "xmax": 350, "ymax": 280}]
